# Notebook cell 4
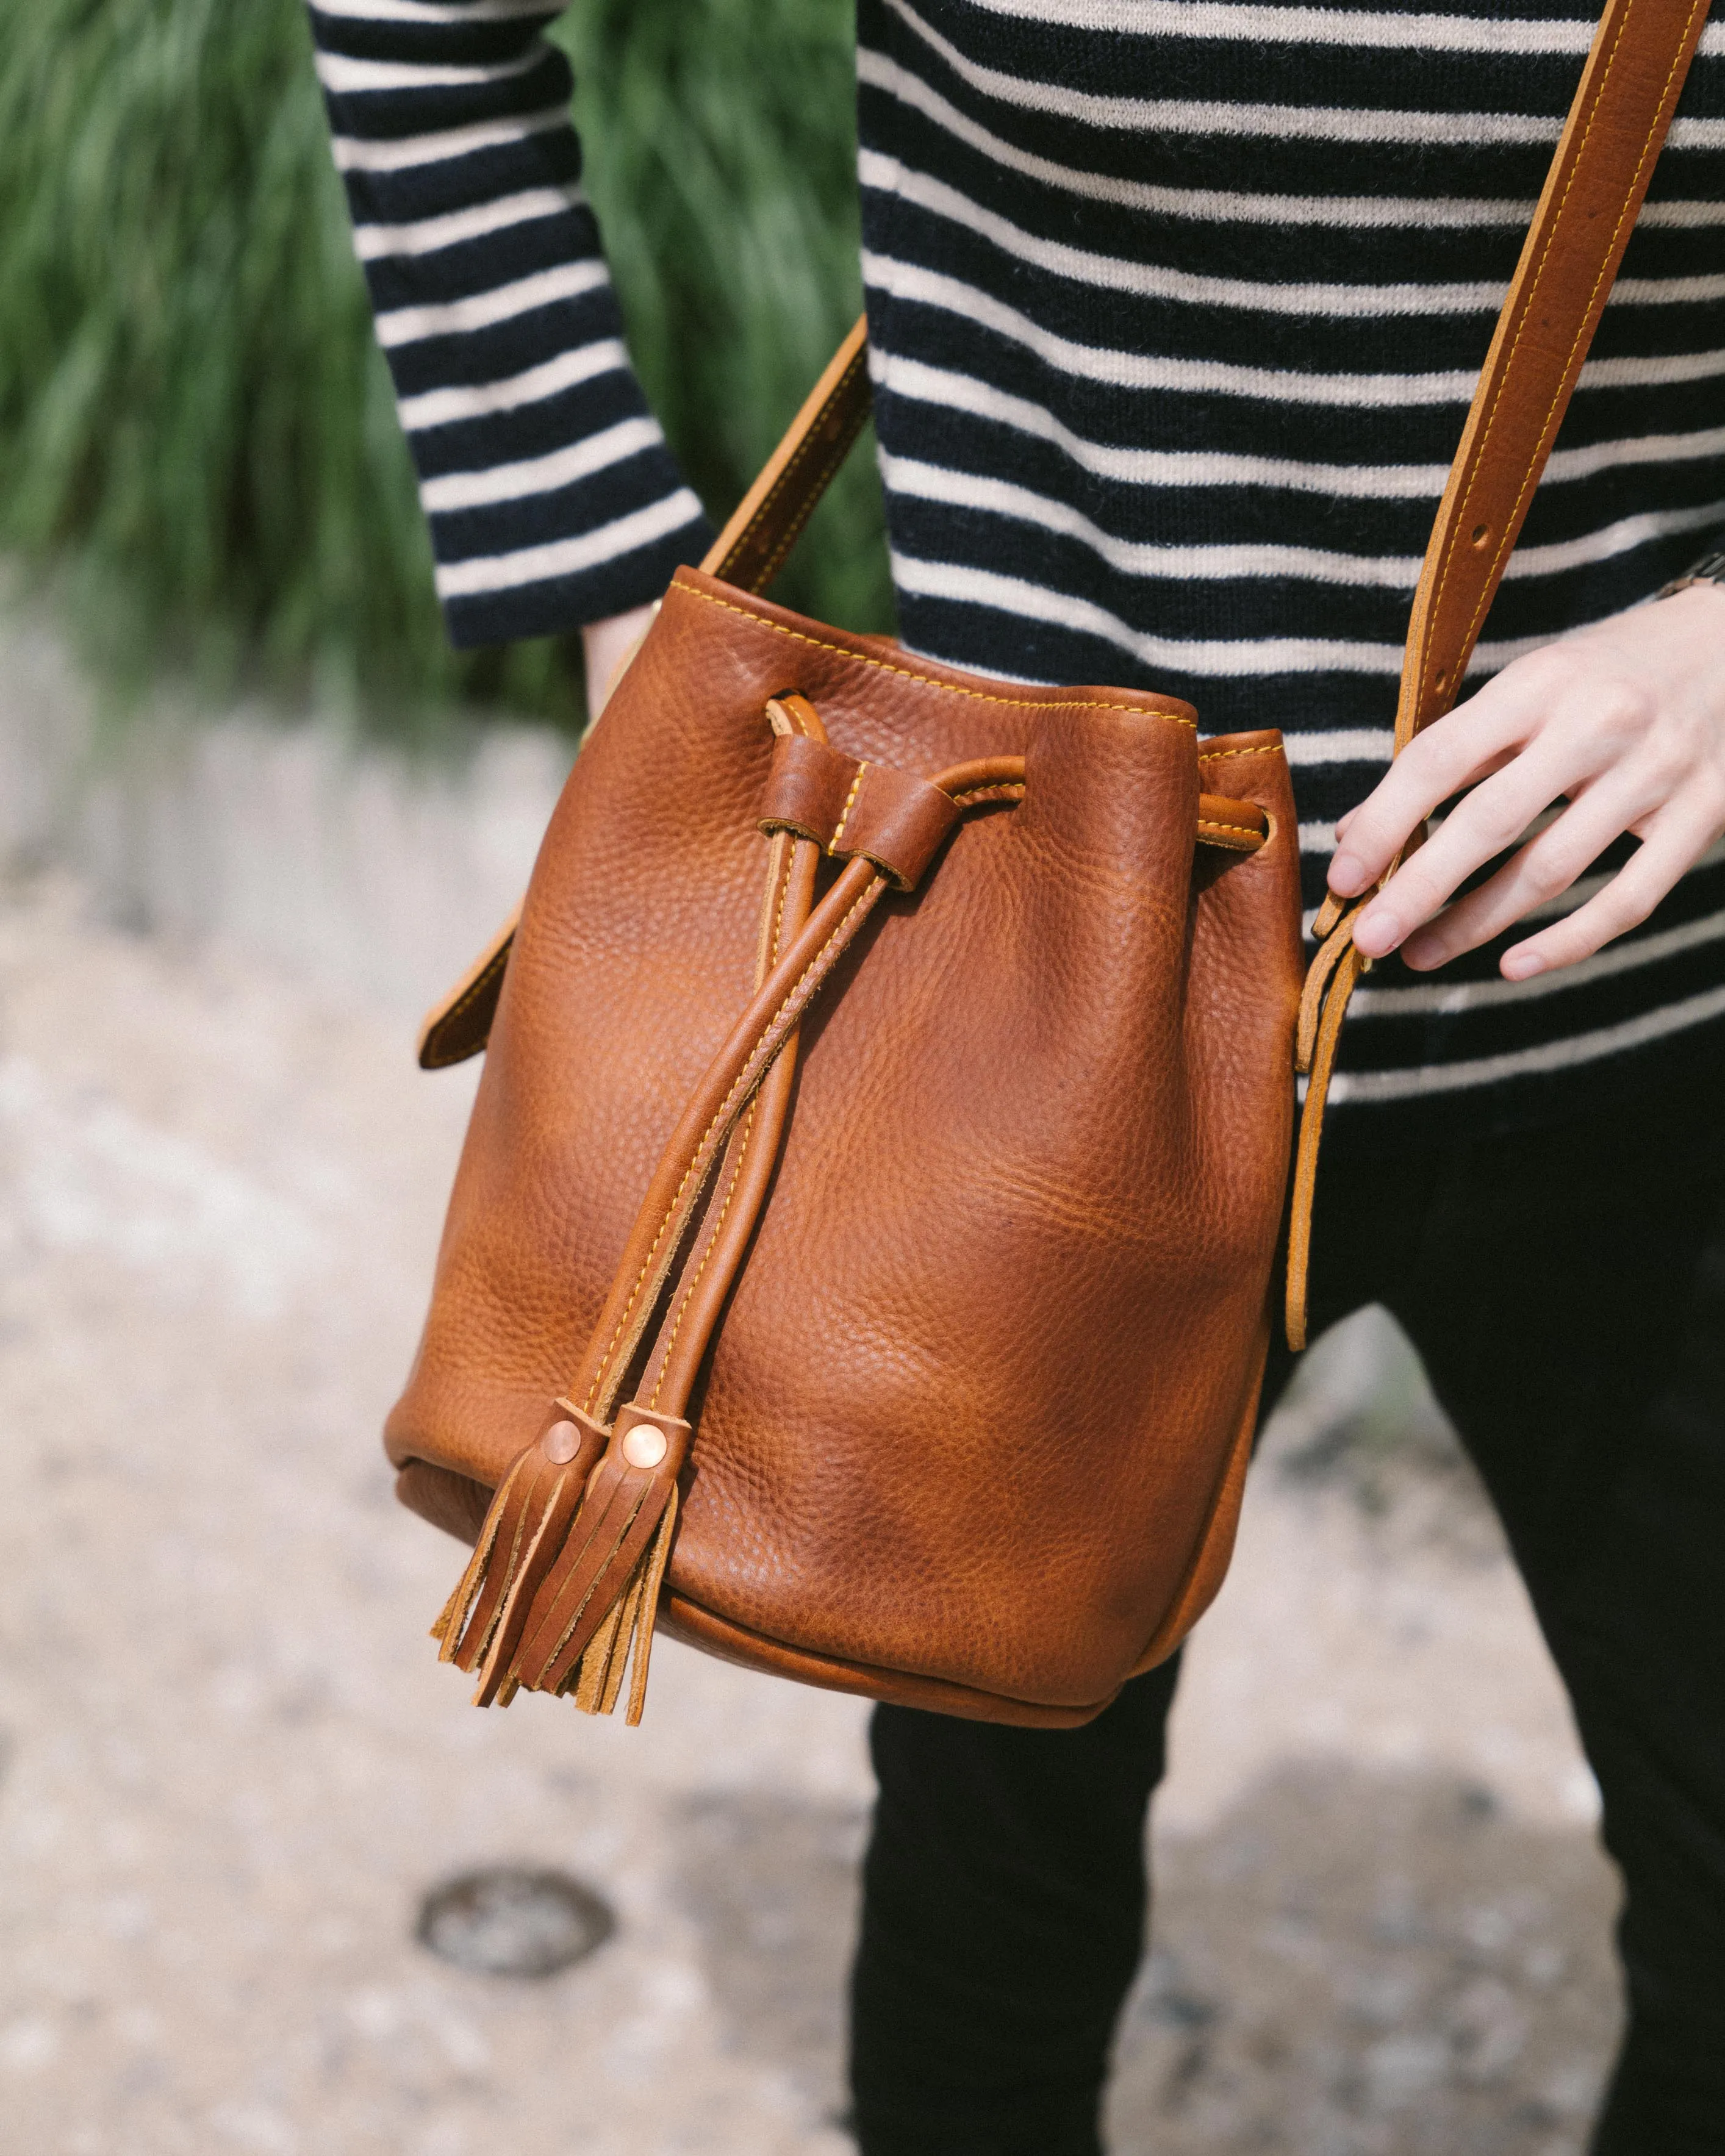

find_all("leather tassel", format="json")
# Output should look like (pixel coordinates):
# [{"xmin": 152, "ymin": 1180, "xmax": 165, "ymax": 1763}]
[
  {"xmin": 431, "ymin": 1445, "xmax": 533, "ymax": 1660},
  {"xmin": 624, "ymin": 1489, "xmax": 680, "ymax": 1725},
  {"xmin": 504, "ymin": 1406, "xmax": 691, "ymax": 1703},
  {"xmin": 467, "ymin": 1453, "xmax": 591, "ymax": 1707},
  {"xmin": 566, "ymin": 1488, "xmax": 680, "ymax": 1725},
  {"xmin": 429, "ymin": 1403, "xmax": 607, "ymax": 1694}
]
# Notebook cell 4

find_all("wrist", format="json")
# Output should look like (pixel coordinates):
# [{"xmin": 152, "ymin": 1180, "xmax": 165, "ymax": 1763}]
[{"xmin": 579, "ymin": 603, "xmax": 660, "ymax": 722}]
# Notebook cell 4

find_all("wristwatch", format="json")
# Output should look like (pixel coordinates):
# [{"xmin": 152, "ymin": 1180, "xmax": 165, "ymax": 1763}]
[{"xmin": 1657, "ymin": 547, "xmax": 1725, "ymax": 599}]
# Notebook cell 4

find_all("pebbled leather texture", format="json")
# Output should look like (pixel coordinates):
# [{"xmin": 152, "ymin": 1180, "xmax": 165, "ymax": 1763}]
[
  {"xmin": 395, "ymin": 0, "xmax": 1702, "ymax": 1724},
  {"xmin": 758, "ymin": 735, "xmax": 964, "ymax": 890},
  {"xmin": 387, "ymin": 569, "xmax": 1304, "ymax": 1718}
]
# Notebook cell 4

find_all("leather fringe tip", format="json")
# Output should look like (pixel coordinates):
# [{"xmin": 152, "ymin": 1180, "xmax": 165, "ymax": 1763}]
[
  {"xmin": 429, "ymin": 1406, "xmax": 608, "ymax": 1705},
  {"xmin": 501, "ymin": 1408, "xmax": 692, "ymax": 1724},
  {"xmin": 568, "ymin": 1488, "xmax": 679, "ymax": 1726}
]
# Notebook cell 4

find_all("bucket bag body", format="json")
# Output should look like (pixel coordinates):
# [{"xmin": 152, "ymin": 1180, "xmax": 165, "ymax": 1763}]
[{"xmin": 387, "ymin": 0, "xmax": 1709, "ymax": 1728}]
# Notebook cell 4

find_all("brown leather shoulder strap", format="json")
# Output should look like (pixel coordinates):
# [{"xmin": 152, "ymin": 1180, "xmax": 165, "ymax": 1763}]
[
  {"xmin": 1394, "ymin": 0, "xmax": 1711, "ymax": 751},
  {"xmin": 702, "ymin": 314, "xmax": 873, "ymax": 594},
  {"xmin": 1289, "ymin": 0, "xmax": 1711, "ymax": 1349},
  {"xmin": 418, "ymin": 323, "xmax": 872, "ymax": 1070}
]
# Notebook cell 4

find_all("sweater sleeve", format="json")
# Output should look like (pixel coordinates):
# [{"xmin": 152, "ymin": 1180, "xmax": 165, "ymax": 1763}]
[{"xmin": 307, "ymin": 1, "xmax": 714, "ymax": 649}]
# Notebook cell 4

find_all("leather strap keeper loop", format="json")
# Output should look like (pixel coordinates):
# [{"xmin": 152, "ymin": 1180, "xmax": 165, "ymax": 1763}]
[
  {"xmin": 759, "ymin": 732, "xmax": 964, "ymax": 890},
  {"xmin": 836, "ymin": 763, "xmax": 963, "ymax": 890},
  {"xmin": 758, "ymin": 732, "xmax": 861, "ymax": 848}
]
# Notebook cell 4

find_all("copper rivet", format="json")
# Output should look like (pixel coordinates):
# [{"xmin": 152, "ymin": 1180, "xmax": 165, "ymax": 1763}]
[
  {"xmin": 542, "ymin": 1419, "xmax": 581, "ymax": 1465},
  {"xmin": 622, "ymin": 1425, "xmax": 669, "ymax": 1470}
]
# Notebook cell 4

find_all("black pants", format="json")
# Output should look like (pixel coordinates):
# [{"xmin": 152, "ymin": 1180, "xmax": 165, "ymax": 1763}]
[{"xmin": 849, "ymin": 1076, "xmax": 1725, "ymax": 2154}]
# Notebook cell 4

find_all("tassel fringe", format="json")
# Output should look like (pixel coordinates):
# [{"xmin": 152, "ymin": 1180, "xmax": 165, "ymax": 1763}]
[
  {"xmin": 431, "ymin": 1406, "xmax": 689, "ymax": 1725},
  {"xmin": 511, "ymin": 1420, "xmax": 687, "ymax": 1694},
  {"xmin": 431, "ymin": 1445, "xmax": 537, "ymax": 1667},
  {"xmin": 428, "ymin": 1407, "xmax": 607, "ymax": 1699},
  {"xmin": 568, "ymin": 1490, "xmax": 679, "ymax": 1725}
]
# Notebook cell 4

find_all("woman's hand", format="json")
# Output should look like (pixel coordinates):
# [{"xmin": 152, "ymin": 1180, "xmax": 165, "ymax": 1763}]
[
  {"xmin": 579, "ymin": 601, "xmax": 660, "ymax": 722},
  {"xmin": 1327, "ymin": 582, "xmax": 1725, "ymax": 980}
]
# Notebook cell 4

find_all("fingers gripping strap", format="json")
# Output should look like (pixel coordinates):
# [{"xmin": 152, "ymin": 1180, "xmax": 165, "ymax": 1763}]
[{"xmin": 1286, "ymin": 0, "xmax": 1705, "ymax": 1349}]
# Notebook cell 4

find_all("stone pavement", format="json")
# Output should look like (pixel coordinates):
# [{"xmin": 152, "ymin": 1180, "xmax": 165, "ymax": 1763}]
[{"xmin": 0, "ymin": 871, "xmax": 1619, "ymax": 2155}]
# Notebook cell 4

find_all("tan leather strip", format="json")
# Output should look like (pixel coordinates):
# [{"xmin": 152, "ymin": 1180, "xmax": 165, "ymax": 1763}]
[
  {"xmin": 1394, "ymin": 0, "xmax": 1709, "ymax": 748},
  {"xmin": 418, "ymin": 903, "xmax": 518, "ymax": 1070},
  {"xmin": 1285, "ymin": 940, "xmax": 1363, "ymax": 1353},
  {"xmin": 418, "ymin": 334, "xmax": 872, "ymax": 1075},
  {"xmin": 829, "ymin": 761, "xmax": 964, "ymax": 889},
  {"xmin": 1294, "ymin": 914, "xmax": 1358, "ymax": 1075},
  {"xmin": 703, "ymin": 315, "xmax": 873, "ymax": 595},
  {"xmin": 1196, "ymin": 794, "xmax": 1269, "ymax": 852},
  {"xmin": 578, "ymin": 714, "xmax": 827, "ymax": 1428},
  {"xmin": 636, "ymin": 835, "xmax": 821, "ymax": 1418},
  {"xmin": 511, "ymin": 1409, "xmax": 693, "ymax": 1693},
  {"xmin": 759, "ymin": 732, "xmax": 863, "ymax": 847}
]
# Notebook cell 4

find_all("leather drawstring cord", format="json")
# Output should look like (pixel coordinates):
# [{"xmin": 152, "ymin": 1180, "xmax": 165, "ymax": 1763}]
[
  {"xmin": 1285, "ymin": 902, "xmax": 1365, "ymax": 1352},
  {"xmin": 432, "ymin": 695, "xmax": 1270, "ymax": 1721}
]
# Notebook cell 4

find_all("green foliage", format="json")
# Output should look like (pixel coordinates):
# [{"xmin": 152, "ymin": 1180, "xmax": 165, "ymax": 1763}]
[{"xmin": 0, "ymin": 0, "xmax": 886, "ymax": 726}]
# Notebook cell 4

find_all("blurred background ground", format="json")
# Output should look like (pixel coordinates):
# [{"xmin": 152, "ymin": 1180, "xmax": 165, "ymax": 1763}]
[{"xmin": 0, "ymin": 626, "xmax": 1620, "ymax": 2154}]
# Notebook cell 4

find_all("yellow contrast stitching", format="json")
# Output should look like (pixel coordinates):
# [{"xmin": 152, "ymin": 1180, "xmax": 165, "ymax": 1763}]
[
  {"xmin": 423, "ymin": 944, "xmax": 511, "ymax": 1058},
  {"xmin": 647, "ymin": 1095, "xmax": 760, "ymax": 1409},
  {"xmin": 829, "ymin": 762, "xmax": 867, "ymax": 850},
  {"xmin": 642, "ymin": 822, "xmax": 801, "ymax": 1411},
  {"xmin": 747, "ymin": 416, "xmax": 870, "ymax": 590},
  {"xmin": 675, "ymin": 581, "xmax": 1198, "ymax": 728},
  {"xmin": 1197, "ymin": 820, "xmax": 1266, "ymax": 840},
  {"xmin": 770, "ymin": 845, "xmax": 795, "ymax": 962},
  {"xmin": 952, "ymin": 783, "xmax": 1025, "ymax": 805},
  {"xmin": 439, "ymin": 948, "xmax": 508, "ymax": 1025},
  {"xmin": 583, "ymin": 1139, "xmax": 709, "ymax": 1411}
]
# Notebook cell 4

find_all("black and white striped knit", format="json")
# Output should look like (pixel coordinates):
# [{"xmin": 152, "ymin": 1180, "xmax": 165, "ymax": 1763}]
[
  {"xmin": 307, "ymin": 0, "xmax": 711, "ymax": 647},
  {"xmin": 310, "ymin": 0, "xmax": 1725, "ymax": 1133}
]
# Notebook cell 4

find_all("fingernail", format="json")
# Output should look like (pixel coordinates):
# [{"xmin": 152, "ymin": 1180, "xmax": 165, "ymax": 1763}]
[
  {"xmin": 1354, "ymin": 906, "xmax": 1399, "ymax": 958},
  {"xmin": 1400, "ymin": 933, "xmax": 1437, "ymax": 972},
  {"xmin": 1502, "ymin": 950, "xmax": 1546, "ymax": 981},
  {"xmin": 1329, "ymin": 850, "xmax": 1366, "ymax": 895}
]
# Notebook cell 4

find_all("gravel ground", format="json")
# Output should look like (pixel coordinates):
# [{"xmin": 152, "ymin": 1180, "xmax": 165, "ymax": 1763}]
[{"xmin": 0, "ymin": 870, "xmax": 1621, "ymax": 2155}]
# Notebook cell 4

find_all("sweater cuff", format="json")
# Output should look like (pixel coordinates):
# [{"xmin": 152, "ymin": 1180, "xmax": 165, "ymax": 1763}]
[{"xmin": 309, "ymin": 2, "xmax": 714, "ymax": 650}]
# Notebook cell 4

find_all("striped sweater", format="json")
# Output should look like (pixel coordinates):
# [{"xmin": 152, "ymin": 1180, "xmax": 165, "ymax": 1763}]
[{"xmin": 310, "ymin": 0, "xmax": 1725, "ymax": 1133}]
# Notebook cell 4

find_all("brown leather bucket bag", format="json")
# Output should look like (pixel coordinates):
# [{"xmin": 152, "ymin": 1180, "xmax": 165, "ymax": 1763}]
[{"xmin": 386, "ymin": 0, "xmax": 1707, "ymax": 1728}]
